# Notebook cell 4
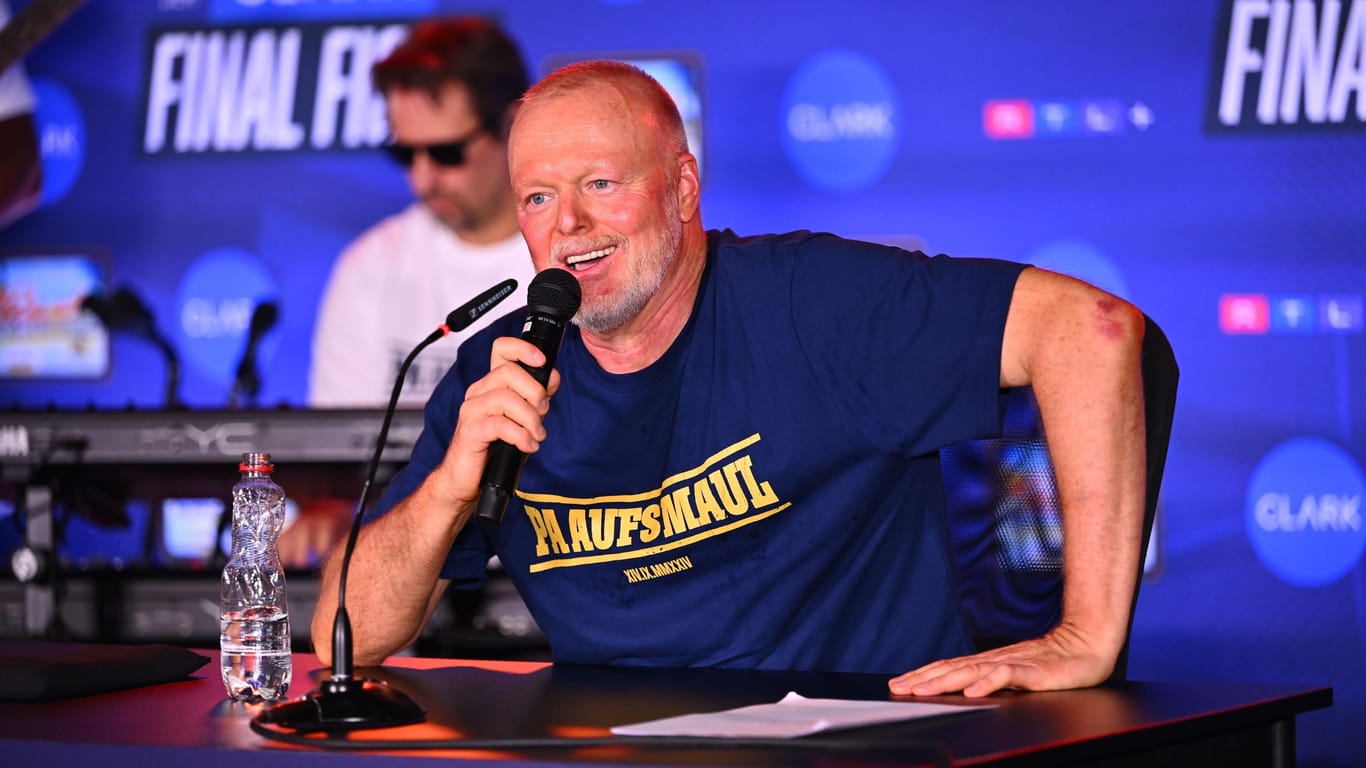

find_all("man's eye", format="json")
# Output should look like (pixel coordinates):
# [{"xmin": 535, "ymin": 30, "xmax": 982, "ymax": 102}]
[
  {"xmin": 592, "ymin": 180, "xmax": 610, "ymax": 190},
  {"xmin": 527, "ymin": 192, "xmax": 548, "ymax": 205}
]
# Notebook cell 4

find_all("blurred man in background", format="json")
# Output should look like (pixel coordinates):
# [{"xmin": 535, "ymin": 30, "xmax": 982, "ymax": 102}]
[
  {"xmin": 308, "ymin": 17, "xmax": 535, "ymax": 409},
  {"xmin": 288, "ymin": 17, "xmax": 536, "ymax": 568}
]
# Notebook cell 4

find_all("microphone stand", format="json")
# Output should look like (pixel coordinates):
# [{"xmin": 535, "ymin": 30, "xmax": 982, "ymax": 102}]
[
  {"xmin": 229, "ymin": 302, "xmax": 278, "ymax": 409},
  {"xmin": 254, "ymin": 279, "xmax": 518, "ymax": 733},
  {"xmin": 153, "ymin": 332, "xmax": 181, "ymax": 409},
  {"xmin": 256, "ymin": 328, "xmax": 446, "ymax": 732}
]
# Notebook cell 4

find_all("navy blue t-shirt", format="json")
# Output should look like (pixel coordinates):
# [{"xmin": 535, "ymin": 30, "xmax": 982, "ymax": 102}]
[{"xmin": 374, "ymin": 229, "xmax": 1027, "ymax": 674}]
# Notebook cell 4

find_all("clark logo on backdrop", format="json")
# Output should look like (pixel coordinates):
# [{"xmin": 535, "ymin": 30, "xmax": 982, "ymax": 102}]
[
  {"xmin": 31, "ymin": 79, "xmax": 85, "ymax": 207},
  {"xmin": 1208, "ymin": 0, "xmax": 1366, "ymax": 131},
  {"xmin": 779, "ymin": 49, "xmax": 900, "ymax": 193},
  {"xmin": 1245, "ymin": 437, "xmax": 1366, "ymax": 586},
  {"xmin": 175, "ymin": 248, "xmax": 279, "ymax": 385},
  {"xmin": 140, "ymin": 22, "xmax": 409, "ymax": 154}
]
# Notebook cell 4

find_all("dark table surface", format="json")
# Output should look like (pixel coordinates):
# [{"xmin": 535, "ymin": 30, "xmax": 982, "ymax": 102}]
[{"xmin": 0, "ymin": 643, "xmax": 1334, "ymax": 767}]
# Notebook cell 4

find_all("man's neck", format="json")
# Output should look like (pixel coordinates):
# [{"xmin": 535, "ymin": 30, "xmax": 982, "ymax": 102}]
[{"xmin": 580, "ymin": 229, "xmax": 708, "ymax": 374}]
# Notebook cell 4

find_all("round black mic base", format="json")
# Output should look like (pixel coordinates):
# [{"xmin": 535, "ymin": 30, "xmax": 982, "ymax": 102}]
[{"xmin": 255, "ymin": 677, "xmax": 425, "ymax": 733}]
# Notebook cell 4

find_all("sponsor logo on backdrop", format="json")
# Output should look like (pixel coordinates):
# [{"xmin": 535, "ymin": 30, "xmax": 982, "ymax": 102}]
[
  {"xmin": 32, "ymin": 78, "xmax": 86, "ymax": 206},
  {"xmin": 1209, "ymin": 0, "xmax": 1366, "ymax": 131},
  {"xmin": 1319, "ymin": 294, "xmax": 1365, "ymax": 331},
  {"xmin": 1270, "ymin": 294, "xmax": 1317, "ymax": 332},
  {"xmin": 1246, "ymin": 437, "xmax": 1366, "ymax": 586},
  {"xmin": 983, "ymin": 99, "xmax": 1153, "ymax": 139},
  {"xmin": 141, "ymin": 21, "xmax": 410, "ymax": 154},
  {"xmin": 174, "ymin": 248, "xmax": 278, "ymax": 386},
  {"xmin": 780, "ymin": 49, "xmax": 899, "ymax": 193},
  {"xmin": 1220, "ymin": 293, "xmax": 1364, "ymax": 334},
  {"xmin": 983, "ymin": 100, "xmax": 1033, "ymax": 139},
  {"xmin": 1220, "ymin": 294, "xmax": 1271, "ymax": 333}
]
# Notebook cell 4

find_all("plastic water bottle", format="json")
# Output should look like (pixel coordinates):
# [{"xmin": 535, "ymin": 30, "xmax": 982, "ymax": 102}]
[{"xmin": 220, "ymin": 451, "xmax": 292, "ymax": 701}]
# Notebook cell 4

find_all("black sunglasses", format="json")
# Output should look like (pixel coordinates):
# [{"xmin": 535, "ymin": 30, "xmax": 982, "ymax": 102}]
[{"xmin": 382, "ymin": 129, "xmax": 484, "ymax": 168}]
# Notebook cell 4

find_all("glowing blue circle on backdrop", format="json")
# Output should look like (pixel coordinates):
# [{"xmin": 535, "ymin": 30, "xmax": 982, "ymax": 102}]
[
  {"xmin": 1027, "ymin": 239, "xmax": 1130, "ymax": 300},
  {"xmin": 32, "ymin": 78, "xmax": 86, "ymax": 207},
  {"xmin": 780, "ymin": 49, "xmax": 899, "ymax": 193},
  {"xmin": 1245, "ymin": 437, "xmax": 1366, "ymax": 587},
  {"xmin": 174, "ymin": 248, "xmax": 280, "ymax": 388}
]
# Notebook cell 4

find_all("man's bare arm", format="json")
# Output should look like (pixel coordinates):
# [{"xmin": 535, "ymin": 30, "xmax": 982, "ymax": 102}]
[
  {"xmin": 311, "ymin": 336, "xmax": 559, "ymax": 666},
  {"xmin": 310, "ymin": 480, "xmax": 462, "ymax": 667},
  {"xmin": 891, "ymin": 266, "xmax": 1146, "ymax": 696}
]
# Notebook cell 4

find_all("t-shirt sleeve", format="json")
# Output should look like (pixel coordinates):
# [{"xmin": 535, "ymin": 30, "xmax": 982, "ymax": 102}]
[{"xmin": 787, "ymin": 234, "xmax": 1027, "ymax": 457}]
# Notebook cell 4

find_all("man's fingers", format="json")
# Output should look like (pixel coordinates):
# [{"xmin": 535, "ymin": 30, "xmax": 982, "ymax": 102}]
[
  {"xmin": 490, "ymin": 336, "xmax": 546, "ymax": 371},
  {"xmin": 435, "ymin": 334, "xmax": 565, "ymax": 506},
  {"xmin": 888, "ymin": 632, "xmax": 1113, "ymax": 698},
  {"xmin": 456, "ymin": 389, "xmax": 546, "ymax": 454},
  {"xmin": 962, "ymin": 663, "xmax": 1018, "ymax": 698},
  {"xmin": 890, "ymin": 648, "xmax": 1011, "ymax": 693},
  {"xmin": 889, "ymin": 660, "xmax": 950, "ymax": 693},
  {"xmin": 467, "ymin": 338, "xmax": 557, "ymax": 412},
  {"xmin": 898, "ymin": 662, "xmax": 989, "ymax": 697},
  {"xmin": 889, "ymin": 636, "xmax": 1068, "ymax": 697},
  {"xmin": 892, "ymin": 659, "xmax": 1025, "ymax": 698}
]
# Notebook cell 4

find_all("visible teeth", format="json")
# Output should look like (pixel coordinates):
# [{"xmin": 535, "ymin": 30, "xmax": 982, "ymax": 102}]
[{"xmin": 566, "ymin": 246, "xmax": 613, "ymax": 269}]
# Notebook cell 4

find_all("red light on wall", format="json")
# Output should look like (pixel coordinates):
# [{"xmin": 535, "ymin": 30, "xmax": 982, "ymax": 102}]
[
  {"xmin": 1219, "ymin": 294, "xmax": 1270, "ymax": 334},
  {"xmin": 983, "ymin": 100, "xmax": 1035, "ymax": 139}
]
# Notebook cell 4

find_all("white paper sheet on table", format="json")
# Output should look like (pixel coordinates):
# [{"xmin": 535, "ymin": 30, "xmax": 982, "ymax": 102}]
[{"xmin": 610, "ymin": 691, "xmax": 995, "ymax": 739}]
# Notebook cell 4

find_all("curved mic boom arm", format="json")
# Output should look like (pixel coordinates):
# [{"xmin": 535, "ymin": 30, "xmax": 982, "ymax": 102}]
[{"xmin": 255, "ymin": 280, "xmax": 519, "ymax": 733}]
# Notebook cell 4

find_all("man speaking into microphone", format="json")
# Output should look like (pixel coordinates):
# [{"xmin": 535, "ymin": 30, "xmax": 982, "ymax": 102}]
[{"xmin": 313, "ymin": 61, "xmax": 1149, "ymax": 700}]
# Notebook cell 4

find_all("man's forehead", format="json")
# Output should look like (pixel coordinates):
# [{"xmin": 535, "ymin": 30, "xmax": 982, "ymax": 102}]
[
  {"xmin": 389, "ymin": 82, "xmax": 474, "ymax": 115},
  {"xmin": 387, "ymin": 83, "xmax": 482, "ymax": 139},
  {"xmin": 527, "ymin": 81, "xmax": 633, "ymax": 120}
]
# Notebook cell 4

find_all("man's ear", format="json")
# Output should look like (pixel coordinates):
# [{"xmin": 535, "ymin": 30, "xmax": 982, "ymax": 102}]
[{"xmin": 676, "ymin": 152, "xmax": 701, "ymax": 222}]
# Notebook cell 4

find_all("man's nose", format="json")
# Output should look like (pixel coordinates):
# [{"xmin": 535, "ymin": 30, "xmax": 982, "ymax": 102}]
[
  {"xmin": 556, "ymin": 192, "xmax": 589, "ymax": 234},
  {"xmin": 407, "ymin": 153, "xmax": 438, "ymax": 196}
]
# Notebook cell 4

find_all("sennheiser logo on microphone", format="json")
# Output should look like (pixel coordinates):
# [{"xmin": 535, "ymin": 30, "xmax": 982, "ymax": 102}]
[{"xmin": 472, "ymin": 284, "xmax": 516, "ymax": 318}]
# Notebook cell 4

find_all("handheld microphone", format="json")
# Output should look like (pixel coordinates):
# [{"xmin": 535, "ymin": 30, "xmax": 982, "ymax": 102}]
[
  {"xmin": 474, "ymin": 268, "xmax": 581, "ymax": 525},
  {"xmin": 256, "ymin": 279, "xmax": 517, "ymax": 733},
  {"xmin": 229, "ymin": 301, "xmax": 279, "ymax": 407}
]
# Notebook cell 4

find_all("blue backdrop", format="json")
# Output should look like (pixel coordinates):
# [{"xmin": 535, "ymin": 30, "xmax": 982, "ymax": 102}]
[{"xmin": 1, "ymin": 1, "xmax": 1363, "ymax": 765}]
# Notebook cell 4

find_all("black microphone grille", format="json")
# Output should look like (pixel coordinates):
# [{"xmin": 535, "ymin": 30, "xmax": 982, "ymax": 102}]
[
  {"xmin": 528, "ymin": 268, "xmax": 582, "ymax": 319},
  {"xmin": 251, "ymin": 301, "xmax": 279, "ymax": 332}
]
